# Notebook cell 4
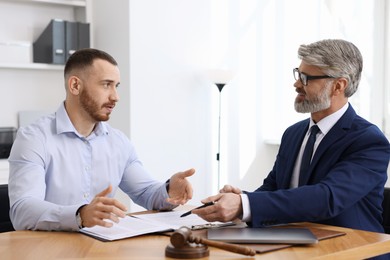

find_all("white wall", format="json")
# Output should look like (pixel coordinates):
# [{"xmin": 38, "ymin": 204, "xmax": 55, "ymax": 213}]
[
  {"xmin": 127, "ymin": 0, "xmax": 280, "ymax": 206},
  {"xmin": 129, "ymin": 1, "xmax": 218, "ymax": 207},
  {"xmin": 88, "ymin": 0, "xmax": 278, "ymax": 210}
]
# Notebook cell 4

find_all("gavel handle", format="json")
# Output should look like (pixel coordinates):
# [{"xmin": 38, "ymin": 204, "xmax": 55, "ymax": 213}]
[{"xmin": 189, "ymin": 235, "xmax": 256, "ymax": 256}]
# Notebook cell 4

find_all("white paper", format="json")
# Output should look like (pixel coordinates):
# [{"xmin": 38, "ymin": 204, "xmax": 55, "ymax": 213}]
[
  {"xmin": 132, "ymin": 210, "xmax": 214, "ymax": 230},
  {"xmin": 80, "ymin": 210, "xmax": 232, "ymax": 241},
  {"xmin": 80, "ymin": 215, "xmax": 172, "ymax": 241}
]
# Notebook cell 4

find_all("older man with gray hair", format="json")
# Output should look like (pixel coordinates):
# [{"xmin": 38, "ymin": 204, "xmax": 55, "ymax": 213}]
[{"xmin": 194, "ymin": 39, "xmax": 390, "ymax": 239}]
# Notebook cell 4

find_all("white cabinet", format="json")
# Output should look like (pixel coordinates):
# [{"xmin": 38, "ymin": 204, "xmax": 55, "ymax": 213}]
[
  {"xmin": 0, "ymin": 0, "xmax": 89, "ymax": 69},
  {"xmin": 0, "ymin": 0, "xmax": 91, "ymax": 128}
]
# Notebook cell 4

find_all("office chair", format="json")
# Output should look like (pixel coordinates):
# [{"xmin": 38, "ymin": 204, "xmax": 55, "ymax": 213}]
[
  {"xmin": 382, "ymin": 187, "xmax": 390, "ymax": 234},
  {"xmin": 0, "ymin": 184, "xmax": 14, "ymax": 232}
]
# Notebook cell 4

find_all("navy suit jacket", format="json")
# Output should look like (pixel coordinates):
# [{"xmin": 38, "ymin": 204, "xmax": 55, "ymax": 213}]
[{"xmin": 247, "ymin": 104, "xmax": 390, "ymax": 232}]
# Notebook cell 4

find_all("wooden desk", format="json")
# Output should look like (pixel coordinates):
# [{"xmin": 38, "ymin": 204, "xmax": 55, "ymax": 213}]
[{"xmin": 1, "ymin": 223, "xmax": 390, "ymax": 259}]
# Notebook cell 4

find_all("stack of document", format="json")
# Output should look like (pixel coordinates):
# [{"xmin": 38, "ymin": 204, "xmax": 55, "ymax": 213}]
[{"xmin": 80, "ymin": 210, "xmax": 231, "ymax": 241}]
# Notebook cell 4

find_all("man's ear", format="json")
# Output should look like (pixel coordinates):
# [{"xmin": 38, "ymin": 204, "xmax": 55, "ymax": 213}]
[
  {"xmin": 68, "ymin": 76, "xmax": 81, "ymax": 95},
  {"xmin": 332, "ymin": 77, "xmax": 348, "ymax": 96}
]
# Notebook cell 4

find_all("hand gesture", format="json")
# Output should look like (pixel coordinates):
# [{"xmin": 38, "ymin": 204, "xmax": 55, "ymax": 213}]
[
  {"xmin": 166, "ymin": 168, "xmax": 195, "ymax": 205},
  {"xmin": 79, "ymin": 185, "xmax": 127, "ymax": 228}
]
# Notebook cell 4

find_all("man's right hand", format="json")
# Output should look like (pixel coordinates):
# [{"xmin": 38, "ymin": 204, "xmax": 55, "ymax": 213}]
[
  {"xmin": 79, "ymin": 185, "xmax": 127, "ymax": 228},
  {"xmin": 192, "ymin": 192, "xmax": 243, "ymax": 223},
  {"xmin": 219, "ymin": 184, "xmax": 242, "ymax": 194}
]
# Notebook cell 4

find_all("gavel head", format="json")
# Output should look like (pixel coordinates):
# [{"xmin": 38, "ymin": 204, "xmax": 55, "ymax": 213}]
[{"xmin": 170, "ymin": 226, "xmax": 192, "ymax": 248}]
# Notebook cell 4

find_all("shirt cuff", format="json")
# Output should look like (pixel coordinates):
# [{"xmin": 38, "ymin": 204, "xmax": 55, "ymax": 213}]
[
  {"xmin": 240, "ymin": 193, "xmax": 251, "ymax": 222},
  {"xmin": 60, "ymin": 205, "xmax": 83, "ymax": 231}
]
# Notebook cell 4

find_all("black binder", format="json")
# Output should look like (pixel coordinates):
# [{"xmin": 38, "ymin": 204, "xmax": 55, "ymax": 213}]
[
  {"xmin": 33, "ymin": 19, "xmax": 66, "ymax": 64},
  {"xmin": 65, "ymin": 21, "xmax": 78, "ymax": 61},
  {"xmin": 77, "ymin": 22, "xmax": 90, "ymax": 50},
  {"xmin": 65, "ymin": 21, "xmax": 90, "ymax": 60},
  {"xmin": 34, "ymin": 19, "xmax": 90, "ymax": 64}
]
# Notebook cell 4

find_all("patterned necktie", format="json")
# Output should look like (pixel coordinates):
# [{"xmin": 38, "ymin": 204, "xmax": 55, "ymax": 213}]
[{"xmin": 299, "ymin": 125, "xmax": 320, "ymax": 186}]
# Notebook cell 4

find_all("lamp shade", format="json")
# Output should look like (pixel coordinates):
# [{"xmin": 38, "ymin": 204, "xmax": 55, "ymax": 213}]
[{"xmin": 206, "ymin": 69, "xmax": 234, "ymax": 92}]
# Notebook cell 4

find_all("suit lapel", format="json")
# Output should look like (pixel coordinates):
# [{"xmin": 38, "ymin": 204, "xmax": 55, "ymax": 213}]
[{"xmin": 307, "ymin": 105, "xmax": 356, "ymax": 182}]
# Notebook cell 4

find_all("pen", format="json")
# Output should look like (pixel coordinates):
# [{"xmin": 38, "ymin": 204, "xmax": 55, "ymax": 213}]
[{"xmin": 180, "ymin": 202, "xmax": 215, "ymax": 217}]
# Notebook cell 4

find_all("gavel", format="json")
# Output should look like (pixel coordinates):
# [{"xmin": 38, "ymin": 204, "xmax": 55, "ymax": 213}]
[{"xmin": 170, "ymin": 226, "xmax": 256, "ymax": 256}]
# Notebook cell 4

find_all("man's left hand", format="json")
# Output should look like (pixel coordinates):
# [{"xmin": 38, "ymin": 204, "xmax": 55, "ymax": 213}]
[{"xmin": 166, "ymin": 168, "xmax": 195, "ymax": 205}]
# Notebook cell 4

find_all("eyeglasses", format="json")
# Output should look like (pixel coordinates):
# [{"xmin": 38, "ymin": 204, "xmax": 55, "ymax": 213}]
[{"xmin": 293, "ymin": 68, "xmax": 334, "ymax": 86}]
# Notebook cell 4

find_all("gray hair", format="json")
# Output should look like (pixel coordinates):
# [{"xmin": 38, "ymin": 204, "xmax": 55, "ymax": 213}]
[{"xmin": 298, "ymin": 39, "xmax": 363, "ymax": 97}]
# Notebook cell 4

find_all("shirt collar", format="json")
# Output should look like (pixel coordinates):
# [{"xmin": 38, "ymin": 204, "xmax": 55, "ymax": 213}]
[
  {"xmin": 55, "ymin": 102, "xmax": 109, "ymax": 137},
  {"xmin": 309, "ymin": 102, "xmax": 349, "ymax": 135}
]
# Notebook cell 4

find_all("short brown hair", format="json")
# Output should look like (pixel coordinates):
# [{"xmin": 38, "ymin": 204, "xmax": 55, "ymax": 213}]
[{"xmin": 64, "ymin": 48, "xmax": 118, "ymax": 79}]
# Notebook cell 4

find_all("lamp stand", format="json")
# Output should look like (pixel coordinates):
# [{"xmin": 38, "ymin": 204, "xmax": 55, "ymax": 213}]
[{"xmin": 215, "ymin": 83, "xmax": 225, "ymax": 189}]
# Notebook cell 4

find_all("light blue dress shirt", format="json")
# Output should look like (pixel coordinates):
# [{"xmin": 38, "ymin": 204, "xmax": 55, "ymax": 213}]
[{"xmin": 8, "ymin": 103, "xmax": 174, "ymax": 231}]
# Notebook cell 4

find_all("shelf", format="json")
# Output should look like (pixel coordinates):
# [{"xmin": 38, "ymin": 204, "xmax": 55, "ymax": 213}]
[
  {"xmin": 0, "ymin": 0, "xmax": 86, "ymax": 7},
  {"xmin": 0, "ymin": 63, "xmax": 63, "ymax": 70}
]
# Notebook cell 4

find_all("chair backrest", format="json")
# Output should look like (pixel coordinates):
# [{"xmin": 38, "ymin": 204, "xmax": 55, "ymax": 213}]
[
  {"xmin": 382, "ymin": 187, "xmax": 390, "ymax": 234},
  {"xmin": 0, "ymin": 184, "xmax": 14, "ymax": 232}
]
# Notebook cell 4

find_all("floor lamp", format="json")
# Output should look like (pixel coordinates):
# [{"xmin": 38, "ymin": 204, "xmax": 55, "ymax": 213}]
[
  {"xmin": 208, "ymin": 69, "xmax": 233, "ymax": 190},
  {"xmin": 214, "ymin": 82, "xmax": 225, "ymax": 190}
]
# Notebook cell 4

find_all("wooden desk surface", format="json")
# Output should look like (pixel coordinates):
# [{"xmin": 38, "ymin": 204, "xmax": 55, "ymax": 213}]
[{"xmin": 1, "ymin": 222, "xmax": 390, "ymax": 259}]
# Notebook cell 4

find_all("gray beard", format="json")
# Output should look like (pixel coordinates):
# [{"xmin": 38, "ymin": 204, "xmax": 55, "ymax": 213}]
[
  {"xmin": 294, "ymin": 83, "xmax": 332, "ymax": 113},
  {"xmin": 295, "ymin": 97, "xmax": 331, "ymax": 113}
]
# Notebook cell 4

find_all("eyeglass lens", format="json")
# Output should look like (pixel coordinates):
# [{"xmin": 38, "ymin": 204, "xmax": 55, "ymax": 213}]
[{"xmin": 293, "ymin": 68, "xmax": 307, "ymax": 85}]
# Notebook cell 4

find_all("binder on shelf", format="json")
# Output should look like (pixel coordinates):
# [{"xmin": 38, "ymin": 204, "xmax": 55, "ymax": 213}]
[
  {"xmin": 65, "ymin": 21, "xmax": 78, "ymax": 61},
  {"xmin": 65, "ymin": 21, "xmax": 90, "ymax": 60},
  {"xmin": 77, "ymin": 22, "xmax": 90, "ymax": 50},
  {"xmin": 33, "ymin": 19, "xmax": 66, "ymax": 64},
  {"xmin": 33, "ymin": 19, "xmax": 90, "ymax": 65}
]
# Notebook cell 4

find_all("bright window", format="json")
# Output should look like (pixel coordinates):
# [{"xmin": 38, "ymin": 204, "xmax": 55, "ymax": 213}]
[{"xmin": 259, "ymin": 0, "xmax": 386, "ymax": 142}]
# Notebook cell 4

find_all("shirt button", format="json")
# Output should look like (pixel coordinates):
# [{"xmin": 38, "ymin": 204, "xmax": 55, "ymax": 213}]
[{"xmin": 83, "ymin": 193, "xmax": 89, "ymax": 199}]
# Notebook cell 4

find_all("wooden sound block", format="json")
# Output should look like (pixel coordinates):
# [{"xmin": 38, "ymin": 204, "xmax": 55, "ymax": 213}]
[{"xmin": 165, "ymin": 243, "xmax": 209, "ymax": 259}]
